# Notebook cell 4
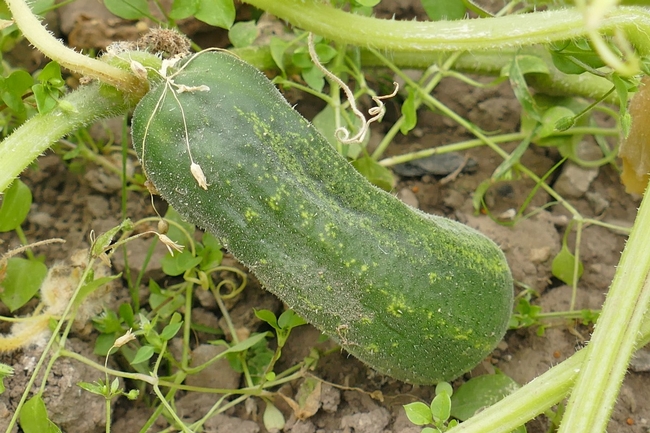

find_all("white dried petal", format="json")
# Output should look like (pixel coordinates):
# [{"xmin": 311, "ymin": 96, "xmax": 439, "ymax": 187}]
[
  {"xmin": 176, "ymin": 84, "xmax": 210, "ymax": 93},
  {"xmin": 130, "ymin": 60, "xmax": 148, "ymax": 80},
  {"xmin": 114, "ymin": 328, "xmax": 136, "ymax": 348},
  {"xmin": 158, "ymin": 234, "xmax": 184, "ymax": 256},
  {"xmin": 160, "ymin": 56, "xmax": 182, "ymax": 77},
  {"xmin": 190, "ymin": 162, "xmax": 208, "ymax": 190}
]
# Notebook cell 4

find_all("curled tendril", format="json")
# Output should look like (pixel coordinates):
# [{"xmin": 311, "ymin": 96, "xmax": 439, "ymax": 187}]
[
  {"xmin": 307, "ymin": 32, "xmax": 398, "ymax": 145},
  {"xmin": 206, "ymin": 266, "xmax": 248, "ymax": 299}
]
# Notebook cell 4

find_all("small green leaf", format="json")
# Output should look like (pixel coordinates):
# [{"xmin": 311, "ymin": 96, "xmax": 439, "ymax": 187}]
[
  {"xmin": 1, "ymin": 70, "xmax": 33, "ymax": 114},
  {"xmin": 93, "ymin": 332, "xmax": 118, "ymax": 356},
  {"xmin": 110, "ymin": 377, "xmax": 120, "ymax": 394},
  {"xmin": 119, "ymin": 302, "xmax": 135, "ymax": 327},
  {"xmin": 228, "ymin": 20, "xmax": 258, "ymax": 48},
  {"xmin": 77, "ymin": 381, "xmax": 106, "ymax": 396},
  {"xmin": 103, "ymin": 0, "xmax": 149, "ymax": 20},
  {"xmin": 613, "ymin": 74, "xmax": 633, "ymax": 137},
  {"xmin": 160, "ymin": 321, "xmax": 183, "ymax": 341},
  {"xmin": 421, "ymin": 0, "xmax": 466, "ymax": 20},
  {"xmin": 0, "ymin": 363, "xmax": 14, "ymax": 394},
  {"xmin": 270, "ymin": 37, "xmax": 290, "ymax": 74},
  {"xmin": 492, "ymin": 134, "xmax": 532, "ymax": 180},
  {"xmin": 314, "ymin": 43, "xmax": 338, "ymax": 64},
  {"xmin": 255, "ymin": 309, "xmax": 279, "ymax": 329},
  {"xmin": 168, "ymin": 0, "xmax": 199, "ymax": 20},
  {"xmin": 278, "ymin": 309, "xmax": 307, "ymax": 330},
  {"xmin": 400, "ymin": 87, "xmax": 417, "ymax": 135},
  {"xmin": 199, "ymin": 232, "xmax": 223, "ymax": 270},
  {"xmin": 0, "ymin": 257, "xmax": 47, "ymax": 311},
  {"xmin": 291, "ymin": 49, "xmax": 313, "ymax": 69},
  {"xmin": 148, "ymin": 292, "xmax": 185, "ymax": 319},
  {"xmin": 0, "ymin": 179, "xmax": 32, "ymax": 232},
  {"xmin": 472, "ymin": 179, "xmax": 493, "ymax": 212},
  {"xmin": 552, "ymin": 244, "xmax": 584, "ymax": 285},
  {"xmin": 451, "ymin": 372, "xmax": 521, "ymax": 421},
  {"xmin": 92, "ymin": 220, "xmax": 131, "ymax": 257},
  {"xmin": 161, "ymin": 249, "xmax": 202, "ymax": 276},
  {"xmin": 131, "ymin": 345, "xmax": 155, "ymax": 365},
  {"xmin": 37, "ymin": 61, "xmax": 63, "ymax": 85},
  {"xmin": 30, "ymin": 0, "xmax": 56, "ymax": 15},
  {"xmin": 430, "ymin": 392, "xmax": 451, "ymax": 423},
  {"xmin": 263, "ymin": 401, "xmax": 285, "ymax": 431},
  {"xmin": 32, "ymin": 83, "xmax": 57, "ymax": 114},
  {"xmin": 507, "ymin": 56, "xmax": 542, "ymax": 122},
  {"xmin": 435, "ymin": 382, "xmax": 453, "ymax": 397},
  {"xmin": 351, "ymin": 156, "xmax": 395, "ymax": 191},
  {"xmin": 164, "ymin": 206, "xmax": 195, "ymax": 247},
  {"xmin": 403, "ymin": 401, "xmax": 433, "ymax": 425},
  {"xmin": 21, "ymin": 395, "xmax": 61, "ymax": 433},
  {"xmin": 302, "ymin": 66, "xmax": 325, "ymax": 92},
  {"xmin": 219, "ymin": 332, "xmax": 270, "ymax": 355},
  {"xmin": 93, "ymin": 308, "xmax": 122, "ymax": 334},
  {"xmin": 550, "ymin": 39, "xmax": 605, "ymax": 75},
  {"xmin": 195, "ymin": 0, "xmax": 235, "ymax": 29}
]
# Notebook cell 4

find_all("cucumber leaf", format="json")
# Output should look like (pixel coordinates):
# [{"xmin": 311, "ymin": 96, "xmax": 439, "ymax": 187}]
[{"xmin": 0, "ymin": 257, "xmax": 47, "ymax": 311}]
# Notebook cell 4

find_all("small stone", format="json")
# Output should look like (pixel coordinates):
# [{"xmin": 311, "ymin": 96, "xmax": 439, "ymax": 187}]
[
  {"xmin": 553, "ymin": 163, "xmax": 599, "ymax": 198},
  {"xmin": 630, "ymin": 347, "xmax": 650, "ymax": 372},
  {"xmin": 392, "ymin": 152, "xmax": 477, "ymax": 177},
  {"xmin": 340, "ymin": 408, "xmax": 390, "ymax": 433},
  {"xmin": 443, "ymin": 189, "xmax": 465, "ymax": 210},
  {"xmin": 28, "ymin": 211, "xmax": 54, "ymax": 227},
  {"xmin": 585, "ymin": 191, "xmax": 610, "ymax": 215},
  {"xmin": 397, "ymin": 188, "xmax": 419, "ymax": 209},
  {"xmin": 320, "ymin": 383, "xmax": 341, "ymax": 413},
  {"xmin": 529, "ymin": 246, "xmax": 551, "ymax": 263},
  {"xmin": 86, "ymin": 195, "xmax": 109, "ymax": 218}
]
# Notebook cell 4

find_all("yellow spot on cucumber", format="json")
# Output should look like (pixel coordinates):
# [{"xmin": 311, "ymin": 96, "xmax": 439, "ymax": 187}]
[{"xmin": 244, "ymin": 209, "xmax": 259, "ymax": 222}]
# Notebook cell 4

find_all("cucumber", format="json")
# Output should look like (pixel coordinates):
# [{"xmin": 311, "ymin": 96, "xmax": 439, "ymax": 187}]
[{"xmin": 131, "ymin": 51, "xmax": 513, "ymax": 384}]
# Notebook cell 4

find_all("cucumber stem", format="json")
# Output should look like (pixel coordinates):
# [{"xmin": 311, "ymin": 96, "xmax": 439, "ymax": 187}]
[
  {"xmin": 0, "ymin": 84, "xmax": 131, "ymax": 192},
  {"xmin": 5, "ymin": 0, "xmax": 144, "ymax": 94},
  {"xmin": 558, "ymin": 183, "xmax": 650, "ymax": 431},
  {"xmin": 243, "ymin": 0, "xmax": 650, "ymax": 56},
  {"xmin": 449, "ymin": 309, "xmax": 650, "ymax": 433}
]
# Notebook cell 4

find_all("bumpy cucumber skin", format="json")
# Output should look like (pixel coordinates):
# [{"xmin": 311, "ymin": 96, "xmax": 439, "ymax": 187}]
[{"xmin": 132, "ymin": 52, "xmax": 513, "ymax": 384}]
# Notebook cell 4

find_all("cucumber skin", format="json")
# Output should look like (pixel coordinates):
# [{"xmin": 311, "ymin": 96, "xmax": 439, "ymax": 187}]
[{"xmin": 132, "ymin": 52, "xmax": 513, "ymax": 384}]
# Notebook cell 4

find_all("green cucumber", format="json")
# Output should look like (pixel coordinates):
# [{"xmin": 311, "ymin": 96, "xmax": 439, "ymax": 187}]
[{"xmin": 131, "ymin": 51, "xmax": 513, "ymax": 384}]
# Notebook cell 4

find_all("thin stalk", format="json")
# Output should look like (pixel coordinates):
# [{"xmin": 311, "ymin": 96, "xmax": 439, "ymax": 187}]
[
  {"xmin": 0, "ymin": 83, "xmax": 131, "ymax": 193},
  {"xmin": 5, "ymin": 0, "xmax": 143, "ymax": 93},
  {"xmin": 558, "ymin": 182, "xmax": 650, "ymax": 431},
  {"xmin": 378, "ymin": 133, "xmax": 527, "ymax": 166},
  {"xmin": 243, "ymin": 0, "xmax": 650, "ymax": 56}
]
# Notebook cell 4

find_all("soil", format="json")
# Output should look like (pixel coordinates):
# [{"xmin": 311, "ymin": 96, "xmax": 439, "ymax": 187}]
[{"xmin": 1, "ymin": 1, "xmax": 650, "ymax": 433}]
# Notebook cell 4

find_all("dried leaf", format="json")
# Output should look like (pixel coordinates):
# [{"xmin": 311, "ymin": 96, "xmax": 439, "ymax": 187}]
[
  {"xmin": 620, "ymin": 76, "xmax": 650, "ymax": 194},
  {"xmin": 278, "ymin": 378, "xmax": 321, "ymax": 420}
]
